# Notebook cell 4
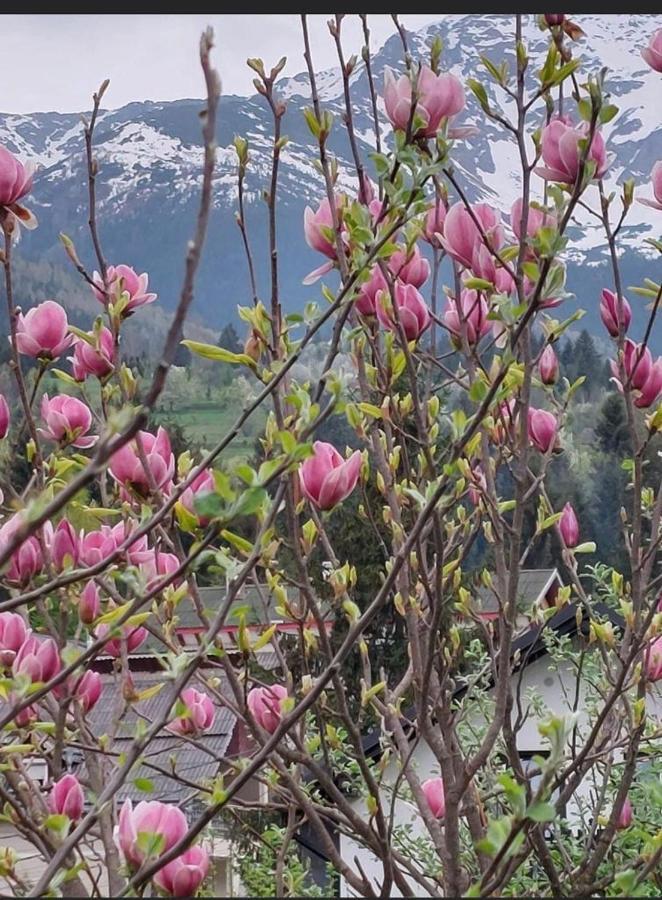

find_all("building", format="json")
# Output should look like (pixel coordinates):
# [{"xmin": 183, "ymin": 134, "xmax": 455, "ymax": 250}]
[
  {"xmin": 332, "ymin": 599, "xmax": 662, "ymax": 897},
  {"xmin": 0, "ymin": 581, "xmax": 302, "ymax": 895}
]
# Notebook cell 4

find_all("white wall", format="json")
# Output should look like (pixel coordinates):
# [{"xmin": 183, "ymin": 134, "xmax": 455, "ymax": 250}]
[{"xmin": 339, "ymin": 646, "xmax": 662, "ymax": 897}]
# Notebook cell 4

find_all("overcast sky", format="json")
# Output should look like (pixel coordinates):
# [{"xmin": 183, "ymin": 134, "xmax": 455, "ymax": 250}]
[{"xmin": 2, "ymin": 14, "xmax": 444, "ymax": 114}]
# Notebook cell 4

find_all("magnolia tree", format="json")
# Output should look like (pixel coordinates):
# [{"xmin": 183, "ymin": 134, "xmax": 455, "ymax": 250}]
[{"xmin": 0, "ymin": 14, "xmax": 661, "ymax": 899}]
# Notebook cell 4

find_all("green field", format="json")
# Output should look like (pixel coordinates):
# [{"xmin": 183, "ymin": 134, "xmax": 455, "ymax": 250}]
[{"xmin": 156, "ymin": 400, "xmax": 266, "ymax": 460}]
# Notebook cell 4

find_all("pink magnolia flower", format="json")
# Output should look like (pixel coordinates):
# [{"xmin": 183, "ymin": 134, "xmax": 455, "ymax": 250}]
[
  {"xmin": 616, "ymin": 797, "xmax": 633, "ymax": 830},
  {"xmin": 611, "ymin": 340, "xmax": 662, "ymax": 407},
  {"xmin": 0, "ymin": 515, "xmax": 44, "ymax": 586},
  {"xmin": 153, "ymin": 845, "xmax": 210, "ymax": 898},
  {"xmin": 639, "ymin": 160, "xmax": 662, "ymax": 211},
  {"xmin": 69, "ymin": 327, "xmax": 115, "ymax": 381},
  {"xmin": 70, "ymin": 670, "xmax": 102, "ymax": 713},
  {"xmin": 559, "ymin": 502, "xmax": 579, "ymax": 548},
  {"xmin": 441, "ymin": 201, "xmax": 503, "ymax": 271},
  {"xmin": 443, "ymin": 289, "xmax": 490, "ymax": 347},
  {"xmin": 0, "ymin": 145, "xmax": 34, "ymax": 208},
  {"xmin": 491, "ymin": 400, "xmax": 517, "ymax": 445},
  {"xmin": 422, "ymin": 199, "xmax": 447, "ymax": 249},
  {"xmin": 510, "ymin": 198, "xmax": 557, "ymax": 243},
  {"xmin": 376, "ymin": 281, "xmax": 431, "ymax": 341},
  {"xmin": 299, "ymin": 441, "xmax": 362, "ymax": 511},
  {"xmin": 304, "ymin": 197, "xmax": 341, "ymax": 259},
  {"xmin": 522, "ymin": 272, "xmax": 565, "ymax": 310},
  {"xmin": 46, "ymin": 519, "xmax": 79, "ymax": 571},
  {"xmin": 92, "ymin": 265, "xmax": 157, "ymax": 315},
  {"xmin": 13, "ymin": 705, "xmax": 38, "ymax": 728},
  {"xmin": 78, "ymin": 522, "xmax": 148, "ymax": 568},
  {"xmin": 642, "ymin": 28, "xmax": 662, "ymax": 72},
  {"xmin": 635, "ymin": 358, "xmax": 662, "ymax": 409},
  {"xmin": 180, "ymin": 469, "xmax": 215, "ymax": 519},
  {"xmin": 115, "ymin": 800, "xmax": 188, "ymax": 870},
  {"xmin": 528, "ymin": 408, "xmax": 559, "ymax": 454},
  {"xmin": 132, "ymin": 549, "xmax": 180, "ymax": 590},
  {"xmin": 388, "ymin": 244, "xmax": 430, "ymax": 288},
  {"xmin": 644, "ymin": 636, "xmax": 662, "ymax": 682},
  {"xmin": 539, "ymin": 345, "xmax": 559, "ymax": 385},
  {"xmin": 14, "ymin": 300, "xmax": 75, "ymax": 360},
  {"xmin": 39, "ymin": 394, "xmax": 96, "ymax": 449},
  {"xmin": 421, "ymin": 777, "xmax": 446, "ymax": 819},
  {"xmin": 0, "ymin": 395, "xmax": 9, "ymax": 439},
  {"xmin": 247, "ymin": 684, "xmax": 288, "ymax": 733},
  {"xmin": 79, "ymin": 582, "xmax": 101, "ymax": 625},
  {"xmin": 470, "ymin": 243, "xmax": 515, "ymax": 294},
  {"xmin": 0, "ymin": 612, "xmax": 29, "ymax": 667},
  {"xmin": 354, "ymin": 265, "xmax": 388, "ymax": 317},
  {"xmin": 383, "ymin": 65, "xmax": 465, "ymax": 137},
  {"xmin": 49, "ymin": 774, "xmax": 84, "ymax": 822},
  {"xmin": 12, "ymin": 635, "xmax": 61, "ymax": 683},
  {"xmin": 6, "ymin": 536, "xmax": 42, "ymax": 585},
  {"xmin": 96, "ymin": 623, "xmax": 148, "ymax": 659},
  {"xmin": 357, "ymin": 177, "xmax": 376, "ymax": 207},
  {"xmin": 616, "ymin": 341, "xmax": 652, "ymax": 392},
  {"xmin": 109, "ymin": 427, "xmax": 175, "ymax": 494},
  {"xmin": 600, "ymin": 289, "xmax": 631, "ymax": 338},
  {"xmin": 168, "ymin": 687, "xmax": 215, "ymax": 736},
  {"xmin": 492, "ymin": 312, "xmax": 508, "ymax": 346},
  {"xmin": 536, "ymin": 119, "xmax": 609, "ymax": 184}
]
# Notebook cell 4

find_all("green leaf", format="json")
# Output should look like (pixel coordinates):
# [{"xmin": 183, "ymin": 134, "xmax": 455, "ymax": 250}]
[
  {"xmin": 45, "ymin": 813, "xmax": 70, "ymax": 833},
  {"xmin": 51, "ymin": 368, "xmax": 80, "ymax": 386},
  {"xmin": 231, "ymin": 486, "xmax": 267, "ymax": 519},
  {"xmin": 546, "ymin": 58, "xmax": 581, "ymax": 87},
  {"xmin": 463, "ymin": 277, "xmax": 494, "ymax": 291},
  {"xmin": 358, "ymin": 402, "xmax": 383, "ymax": 419},
  {"xmin": 540, "ymin": 513, "xmax": 562, "ymax": 531},
  {"xmin": 181, "ymin": 340, "xmax": 255, "ymax": 367},
  {"xmin": 0, "ymin": 744, "xmax": 34, "ymax": 755},
  {"xmin": 221, "ymin": 529, "xmax": 253, "ymax": 554},
  {"xmin": 133, "ymin": 777, "xmax": 154, "ymax": 793},
  {"xmin": 526, "ymin": 801, "xmax": 556, "ymax": 822},
  {"xmin": 573, "ymin": 541, "xmax": 596, "ymax": 554},
  {"xmin": 467, "ymin": 78, "xmax": 489, "ymax": 111},
  {"xmin": 539, "ymin": 44, "xmax": 558, "ymax": 83},
  {"xmin": 68, "ymin": 325, "xmax": 96, "ymax": 347},
  {"xmin": 599, "ymin": 103, "xmax": 619, "ymax": 124},
  {"xmin": 253, "ymin": 624, "xmax": 277, "ymax": 651},
  {"xmin": 136, "ymin": 830, "xmax": 165, "ymax": 859},
  {"xmin": 95, "ymin": 601, "xmax": 132, "ymax": 626},
  {"xmin": 480, "ymin": 55, "xmax": 504, "ymax": 84},
  {"xmin": 469, "ymin": 379, "xmax": 488, "ymax": 404},
  {"xmin": 125, "ymin": 612, "xmax": 152, "ymax": 628},
  {"xmin": 193, "ymin": 491, "xmax": 227, "ymax": 521},
  {"xmin": 175, "ymin": 500, "xmax": 200, "ymax": 533}
]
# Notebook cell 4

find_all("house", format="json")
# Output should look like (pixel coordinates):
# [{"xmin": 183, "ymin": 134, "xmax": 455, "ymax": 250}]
[
  {"xmin": 331, "ymin": 598, "xmax": 662, "ymax": 897},
  {"xmin": 141, "ymin": 582, "xmax": 333, "ymax": 655},
  {"xmin": 472, "ymin": 566, "xmax": 563, "ymax": 629},
  {"xmin": 0, "ymin": 581, "xmax": 305, "ymax": 895}
]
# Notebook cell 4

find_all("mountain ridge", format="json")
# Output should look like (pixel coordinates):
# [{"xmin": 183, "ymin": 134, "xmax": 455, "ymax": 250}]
[{"xmin": 1, "ymin": 13, "xmax": 661, "ymax": 348}]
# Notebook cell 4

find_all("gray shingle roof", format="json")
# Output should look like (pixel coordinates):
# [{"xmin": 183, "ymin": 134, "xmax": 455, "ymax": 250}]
[
  {"xmin": 173, "ymin": 585, "xmax": 332, "ymax": 630},
  {"xmin": 474, "ymin": 568, "xmax": 561, "ymax": 615},
  {"xmin": 85, "ymin": 671, "xmax": 236, "ymax": 806}
]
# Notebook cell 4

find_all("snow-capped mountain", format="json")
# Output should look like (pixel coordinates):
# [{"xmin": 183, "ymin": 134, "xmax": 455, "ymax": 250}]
[{"xmin": 1, "ymin": 14, "xmax": 661, "ymax": 344}]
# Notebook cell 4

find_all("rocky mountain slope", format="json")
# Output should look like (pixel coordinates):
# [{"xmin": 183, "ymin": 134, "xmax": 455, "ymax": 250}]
[{"xmin": 1, "ymin": 14, "xmax": 661, "ymax": 346}]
